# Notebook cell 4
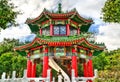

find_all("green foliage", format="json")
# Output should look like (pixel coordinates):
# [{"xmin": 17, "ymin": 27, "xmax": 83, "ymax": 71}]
[
  {"xmin": 0, "ymin": 52, "xmax": 13, "ymax": 75},
  {"xmin": 0, "ymin": 52, "xmax": 27, "ymax": 78},
  {"xmin": 0, "ymin": 0, "xmax": 18, "ymax": 29},
  {"xmin": 94, "ymin": 69, "xmax": 120, "ymax": 82},
  {"xmin": 93, "ymin": 49, "xmax": 120, "ymax": 82},
  {"xmin": 52, "ymin": 69, "xmax": 58, "ymax": 81},
  {"xmin": 93, "ymin": 52, "xmax": 109, "ymax": 70},
  {"xmin": 78, "ymin": 64, "xmax": 83, "ymax": 76},
  {"xmin": 36, "ymin": 63, "xmax": 42, "ymax": 77},
  {"xmin": 102, "ymin": 0, "xmax": 120, "ymax": 23},
  {"xmin": 105, "ymin": 53, "xmax": 120, "ymax": 70},
  {"xmin": 0, "ymin": 39, "xmax": 19, "ymax": 55},
  {"xmin": 0, "ymin": 39, "xmax": 27, "ymax": 78},
  {"xmin": 12, "ymin": 55, "xmax": 27, "ymax": 77}
]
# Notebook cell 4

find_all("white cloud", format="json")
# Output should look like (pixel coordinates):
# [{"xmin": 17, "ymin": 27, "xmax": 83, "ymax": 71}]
[
  {"xmin": 12, "ymin": 0, "xmax": 56, "ymax": 23},
  {"xmin": 0, "ymin": 24, "xmax": 31, "ymax": 41},
  {"xmin": 96, "ymin": 23, "xmax": 120, "ymax": 50},
  {"xmin": 12, "ymin": 0, "xmax": 107, "ymax": 23},
  {"xmin": 0, "ymin": 0, "xmax": 56, "ymax": 42},
  {"xmin": 63, "ymin": 0, "xmax": 107, "ymax": 19}
]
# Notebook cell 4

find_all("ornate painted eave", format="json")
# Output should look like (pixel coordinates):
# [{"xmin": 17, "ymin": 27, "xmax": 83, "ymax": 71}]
[
  {"xmin": 14, "ymin": 37, "xmax": 105, "ymax": 51},
  {"xmin": 14, "ymin": 38, "xmax": 40, "ymax": 51},
  {"xmin": 26, "ymin": 11, "xmax": 74, "ymax": 24},
  {"xmin": 69, "ymin": 11, "xmax": 93, "ymax": 23},
  {"xmin": 47, "ymin": 11, "xmax": 75, "ymax": 19},
  {"xmin": 25, "ymin": 8, "xmax": 93, "ymax": 25},
  {"xmin": 78, "ymin": 38, "xmax": 105, "ymax": 50},
  {"xmin": 26, "ymin": 9, "xmax": 50, "ymax": 24},
  {"xmin": 76, "ymin": 12, "xmax": 93, "ymax": 23}
]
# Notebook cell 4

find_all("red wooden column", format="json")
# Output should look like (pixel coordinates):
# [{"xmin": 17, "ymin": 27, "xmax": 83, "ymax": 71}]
[
  {"xmin": 83, "ymin": 50, "xmax": 94, "ymax": 78},
  {"xmin": 77, "ymin": 28, "xmax": 80, "ymax": 35},
  {"xmin": 42, "ymin": 47, "xmax": 49, "ymax": 78},
  {"xmin": 31, "ymin": 62, "xmax": 36, "ymax": 77},
  {"xmin": 83, "ymin": 62, "xmax": 88, "ymax": 77},
  {"xmin": 72, "ymin": 47, "xmax": 78, "ymax": 77},
  {"xmin": 39, "ymin": 28, "xmax": 42, "ymax": 35},
  {"xmin": 50, "ymin": 24, "xmax": 53, "ymax": 36},
  {"xmin": 88, "ymin": 51, "xmax": 94, "ymax": 77},
  {"xmin": 66, "ymin": 24, "xmax": 70, "ymax": 36},
  {"xmin": 27, "ymin": 52, "xmax": 32, "ymax": 77}
]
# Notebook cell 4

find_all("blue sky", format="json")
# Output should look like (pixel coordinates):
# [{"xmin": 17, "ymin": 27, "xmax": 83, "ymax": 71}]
[{"xmin": 0, "ymin": 0, "xmax": 120, "ymax": 50}]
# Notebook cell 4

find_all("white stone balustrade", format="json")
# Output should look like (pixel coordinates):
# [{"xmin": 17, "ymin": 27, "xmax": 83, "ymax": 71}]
[
  {"xmin": 71, "ymin": 69, "xmax": 98, "ymax": 82},
  {"xmin": 0, "ymin": 69, "xmax": 51, "ymax": 82}
]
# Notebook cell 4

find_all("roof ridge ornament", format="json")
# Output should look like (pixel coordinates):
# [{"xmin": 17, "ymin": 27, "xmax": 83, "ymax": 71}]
[{"xmin": 58, "ymin": 0, "xmax": 62, "ymax": 13}]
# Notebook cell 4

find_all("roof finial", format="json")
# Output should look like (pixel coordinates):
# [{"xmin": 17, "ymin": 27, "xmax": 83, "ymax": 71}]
[{"xmin": 58, "ymin": 0, "xmax": 62, "ymax": 13}]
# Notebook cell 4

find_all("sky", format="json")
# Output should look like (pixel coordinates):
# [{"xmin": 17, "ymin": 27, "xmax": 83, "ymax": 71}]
[{"xmin": 0, "ymin": 0, "xmax": 120, "ymax": 50}]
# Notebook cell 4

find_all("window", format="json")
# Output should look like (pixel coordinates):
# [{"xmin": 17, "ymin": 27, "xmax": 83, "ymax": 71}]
[{"xmin": 53, "ymin": 26, "xmax": 66, "ymax": 35}]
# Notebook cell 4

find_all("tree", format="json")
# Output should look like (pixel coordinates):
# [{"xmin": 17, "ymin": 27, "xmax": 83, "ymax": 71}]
[
  {"xmin": 0, "ymin": 38, "xmax": 19, "ymax": 55},
  {"xmin": 93, "ymin": 49, "xmax": 120, "ymax": 82},
  {"xmin": 12, "ymin": 55, "xmax": 27, "ymax": 77},
  {"xmin": 0, "ymin": 0, "xmax": 18, "ymax": 30},
  {"xmin": 0, "ymin": 52, "xmax": 27, "ymax": 78},
  {"xmin": 102, "ymin": 0, "xmax": 120, "ymax": 23},
  {"xmin": 36, "ymin": 63, "xmax": 42, "ymax": 77},
  {"xmin": 93, "ymin": 52, "xmax": 109, "ymax": 70},
  {"xmin": 0, "ymin": 52, "xmax": 13, "ymax": 76},
  {"xmin": 0, "ymin": 39, "xmax": 27, "ymax": 78}
]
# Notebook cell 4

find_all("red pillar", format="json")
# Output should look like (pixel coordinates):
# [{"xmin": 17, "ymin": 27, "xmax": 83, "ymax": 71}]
[
  {"xmin": 42, "ymin": 56, "xmax": 49, "ymax": 77},
  {"xmin": 77, "ymin": 28, "xmax": 80, "ymax": 35},
  {"xmin": 27, "ymin": 52, "xmax": 32, "ymax": 77},
  {"xmin": 50, "ymin": 24, "xmax": 53, "ymax": 36},
  {"xmin": 27, "ymin": 60, "xmax": 32, "ymax": 77},
  {"xmin": 72, "ymin": 48, "xmax": 78, "ymax": 77},
  {"xmin": 83, "ymin": 62, "xmax": 88, "ymax": 77},
  {"xmin": 31, "ymin": 63, "xmax": 36, "ymax": 77},
  {"xmin": 83, "ymin": 51, "xmax": 94, "ymax": 78},
  {"xmin": 42, "ymin": 47, "xmax": 49, "ymax": 78},
  {"xmin": 39, "ymin": 28, "xmax": 42, "ymax": 35},
  {"xmin": 88, "ymin": 60, "xmax": 93, "ymax": 77},
  {"xmin": 88, "ymin": 51, "xmax": 94, "ymax": 77},
  {"xmin": 66, "ymin": 24, "xmax": 70, "ymax": 36},
  {"xmin": 86, "ymin": 51, "xmax": 93, "ymax": 82}
]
